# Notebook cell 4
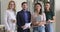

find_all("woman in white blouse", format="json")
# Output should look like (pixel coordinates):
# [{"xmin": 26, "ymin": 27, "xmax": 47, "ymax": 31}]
[
  {"xmin": 31, "ymin": 3, "xmax": 46, "ymax": 32},
  {"xmin": 4, "ymin": 1, "xmax": 16, "ymax": 32}
]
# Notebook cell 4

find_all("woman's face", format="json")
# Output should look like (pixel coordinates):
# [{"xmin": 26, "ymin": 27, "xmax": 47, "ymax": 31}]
[
  {"xmin": 9, "ymin": 2, "xmax": 15, "ymax": 9},
  {"xmin": 45, "ymin": 3, "xmax": 50, "ymax": 9},
  {"xmin": 35, "ymin": 4, "xmax": 41, "ymax": 12}
]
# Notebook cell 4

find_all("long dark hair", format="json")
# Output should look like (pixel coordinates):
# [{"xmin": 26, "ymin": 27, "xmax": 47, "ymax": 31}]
[{"xmin": 34, "ymin": 3, "xmax": 42, "ymax": 15}]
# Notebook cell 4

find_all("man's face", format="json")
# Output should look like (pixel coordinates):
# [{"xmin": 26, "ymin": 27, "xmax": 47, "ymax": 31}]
[{"xmin": 22, "ymin": 3, "xmax": 28, "ymax": 10}]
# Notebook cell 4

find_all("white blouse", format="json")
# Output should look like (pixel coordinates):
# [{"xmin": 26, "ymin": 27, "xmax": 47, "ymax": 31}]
[
  {"xmin": 32, "ymin": 13, "xmax": 46, "ymax": 26},
  {"xmin": 4, "ymin": 9, "xmax": 16, "ymax": 31}
]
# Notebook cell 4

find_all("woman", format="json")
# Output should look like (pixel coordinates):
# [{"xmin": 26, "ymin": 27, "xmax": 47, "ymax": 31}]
[
  {"xmin": 4, "ymin": 1, "xmax": 16, "ymax": 32},
  {"xmin": 31, "ymin": 3, "xmax": 46, "ymax": 32},
  {"xmin": 45, "ymin": 2, "xmax": 55, "ymax": 32}
]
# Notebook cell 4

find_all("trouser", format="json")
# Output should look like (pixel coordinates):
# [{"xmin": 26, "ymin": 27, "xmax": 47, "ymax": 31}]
[
  {"xmin": 23, "ymin": 29, "xmax": 30, "ymax": 32},
  {"xmin": 33, "ymin": 26, "xmax": 45, "ymax": 32},
  {"xmin": 17, "ymin": 28, "xmax": 30, "ymax": 32},
  {"xmin": 45, "ymin": 23, "xmax": 54, "ymax": 32}
]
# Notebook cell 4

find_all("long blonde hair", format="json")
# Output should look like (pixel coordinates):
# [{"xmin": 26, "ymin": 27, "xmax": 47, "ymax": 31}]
[{"xmin": 7, "ymin": 1, "xmax": 16, "ymax": 12}]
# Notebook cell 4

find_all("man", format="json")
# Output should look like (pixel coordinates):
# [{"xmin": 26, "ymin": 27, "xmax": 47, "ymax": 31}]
[{"xmin": 16, "ymin": 2, "xmax": 31, "ymax": 32}]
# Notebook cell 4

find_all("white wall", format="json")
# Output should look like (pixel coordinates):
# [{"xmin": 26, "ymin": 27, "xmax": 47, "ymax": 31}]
[
  {"xmin": 55, "ymin": 0, "xmax": 60, "ymax": 11},
  {"xmin": 55, "ymin": 0, "xmax": 60, "ymax": 32},
  {"xmin": 13, "ymin": 0, "xmax": 27, "ymax": 12},
  {"xmin": 1, "ymin": 0, "xmax": 10, "ymax": 24}
]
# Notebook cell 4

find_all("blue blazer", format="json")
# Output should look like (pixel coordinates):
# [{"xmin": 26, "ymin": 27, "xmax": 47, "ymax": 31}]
[{"xmin": 16, "ymin": 10, "xmax": 31, "ymax": 32}]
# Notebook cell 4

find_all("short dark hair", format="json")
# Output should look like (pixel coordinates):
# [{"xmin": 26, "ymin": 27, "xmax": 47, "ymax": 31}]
[
  {"xmin": 34, "ymin": 3, "xmax": 42, "ymax": 15},
  {"xmin": 21, "ymin": 2, "xmax": 27, "ymax": 5}
]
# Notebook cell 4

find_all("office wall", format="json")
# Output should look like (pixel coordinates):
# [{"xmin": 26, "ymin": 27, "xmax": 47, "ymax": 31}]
[
  {"xmin": 55, "ymin": 0, "xmax": 60, "ymax": 32},
  {"xmin": 13, "ymin": 0, "xmax": 27, "ymax": 12},
  {"xmin": 1, "ymin": 0, "xmax": 10, "ymax": 24}
]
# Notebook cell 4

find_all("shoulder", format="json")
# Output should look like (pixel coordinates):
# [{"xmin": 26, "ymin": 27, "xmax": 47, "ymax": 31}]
[
  {"xmin": 17, "ymin": 10, "xmax": 22, "ymax": 14},
  {"xmin": 31, "ymin": 12, "xmax": 35, "ymax": 16},
  {"xmin": 27, "ymin": 11, "xmax": 31, "ymax": 15},
  {"xmin": 31, "ymin": 12, "xmax": 36, "ymax": 18},
  {"xmin": 5, "ymin": 10, "xmax": 10, "ymax": 14},
  {"xmin": 27, "ymin": 11, "xmax": 31, "ymax": 13},
  {"xmin": 4, "ymin": 10, "xmax": 11, "ymax": 16},
  {"xmin": 42, "ymin": 13, "xmax": 45, "ymax": 15}
]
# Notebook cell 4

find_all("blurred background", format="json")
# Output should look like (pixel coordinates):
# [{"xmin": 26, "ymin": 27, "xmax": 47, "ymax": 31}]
[{"xmin": 0, "ymin": 0, "xmax": 60, "ymax": 32}]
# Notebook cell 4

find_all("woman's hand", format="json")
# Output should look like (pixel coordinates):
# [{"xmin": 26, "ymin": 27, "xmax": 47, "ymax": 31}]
[
  {"xmin": 32, "ymin": 21, "xmax": 39, "ymax": 26},
  {"xmin": 38, "ymin": 21, "xmax": 46, "ymax": 26},
  {"xmin": 11, "ymin": 20, "xmax": 16, "ymax": 23},
  {"xmin": 48, "ymin": 19, "xmax": 54, "ymax": 23},
  {"xmin": 32, "ymin": 21, "xmax": 46, "ymax": 26}
]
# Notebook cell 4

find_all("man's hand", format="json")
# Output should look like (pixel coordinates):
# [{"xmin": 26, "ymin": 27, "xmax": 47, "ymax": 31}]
[{"xmin": 21, "ymin": 25, "xmax": 25, "ymax": 29}]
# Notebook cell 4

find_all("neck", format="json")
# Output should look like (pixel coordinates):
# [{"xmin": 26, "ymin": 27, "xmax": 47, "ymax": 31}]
[
  {"xmin": 23, "ymin": 9, "xmax": 27, "ymax": 11},
  {"xmin": 46, "ymin": 8, "xmax": 50, "ymax": 11},
  {"xmin": 9, "ymin": 9, "xmax": 13, "ymax": 11},
  {"xmin": 35, "ymin": 10, "xmax": 40, "ymax": 14}
]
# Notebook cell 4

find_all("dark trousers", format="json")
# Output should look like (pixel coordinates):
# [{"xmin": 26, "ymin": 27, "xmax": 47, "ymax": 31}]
[{"xmin": 17, "ymin": 28, "xmax": 30, "ymax": 32}]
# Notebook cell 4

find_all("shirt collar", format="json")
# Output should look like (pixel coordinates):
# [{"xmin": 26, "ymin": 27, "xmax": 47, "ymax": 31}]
[{"xmin": 22, "ymin": 9, "xmax": 28, "ymax": 12}]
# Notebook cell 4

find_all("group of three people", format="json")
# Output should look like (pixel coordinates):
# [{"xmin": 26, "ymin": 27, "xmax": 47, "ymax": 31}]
[{"xmin": 4, "ymin": 1, "xmax": 55, "ymax": 32}]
